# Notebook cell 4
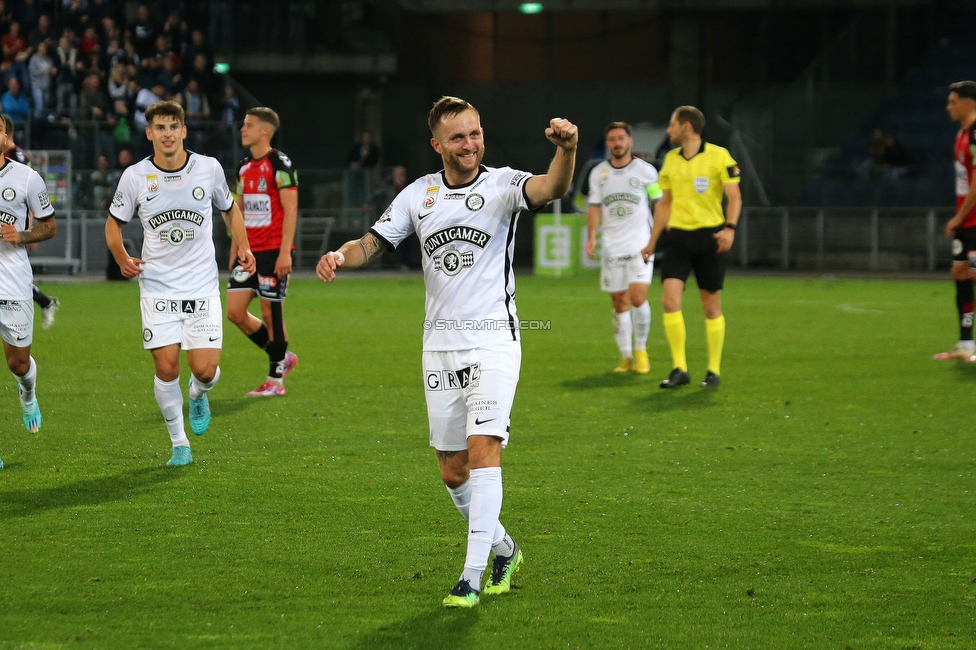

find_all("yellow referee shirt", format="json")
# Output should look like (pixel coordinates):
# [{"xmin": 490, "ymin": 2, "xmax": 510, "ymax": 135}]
[{"xmin": 658, "ymin": 142, "xmax": 740, "ymax": 230}]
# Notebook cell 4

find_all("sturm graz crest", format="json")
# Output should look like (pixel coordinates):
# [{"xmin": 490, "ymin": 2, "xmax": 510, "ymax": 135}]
[
  {"xmin": 432, "ymin": 243, "xmax": 475, "ymax": 276},
  {"xmin": 2, "ymin": 188, "xmax": 14, "ymax": 201},
  {"xmin": 160, "ymin": 226, "xmax": 195, "ymax": 245},
  {"xmin": 465, "ymin": 193, "xmax": 485, "ymax": 211},
  {"xmin": 192, "ymin": 187, "xmax": 205, "ymax": 200}
]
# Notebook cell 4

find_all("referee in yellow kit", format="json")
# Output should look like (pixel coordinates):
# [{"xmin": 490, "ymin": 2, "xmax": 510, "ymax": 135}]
[{"xmin": 641, "ymin": 106, "xmax": 742, "ymax": 389}]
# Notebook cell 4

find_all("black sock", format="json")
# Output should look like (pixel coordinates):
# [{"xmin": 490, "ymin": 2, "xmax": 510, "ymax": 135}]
[
  {"xmin": 267, "ymin": 340, "xmax": 288, "ymax": 378},
  {"xmin": 248, "ymin": 324, "xmax": 270, "ymax": 350},
  {"xmin": 957, "ymin": 280, "xmax": 974, "ymax": 341},
  {"xmin": 33, "ymin": 287, "xmax": 51, "ymax": 309}
]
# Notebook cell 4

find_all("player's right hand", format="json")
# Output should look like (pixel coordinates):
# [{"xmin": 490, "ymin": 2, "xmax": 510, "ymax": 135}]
[
  {"xmin": 316, "ymin": 251, "xmax": 344, "ymax": 282},
  {"xmin": 641, "ymin": 242, "xmax": 655, "ymax": 262},
  {"xmin": 585, "ymin": 237, "xmax": 597, "ymax": 260},
  {"xmin": 120, "ymin": 257, "xmax": 145, "ymax": 277}
]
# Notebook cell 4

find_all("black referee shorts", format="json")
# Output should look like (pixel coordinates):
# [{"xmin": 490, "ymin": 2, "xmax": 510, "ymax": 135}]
[
  {"xmin": 659, "ymin": 225, "xmax": 727, "ymax": 293},
  {"xmin": 951, "ymin": 226, "xmax": 976, "ymax": 265}
]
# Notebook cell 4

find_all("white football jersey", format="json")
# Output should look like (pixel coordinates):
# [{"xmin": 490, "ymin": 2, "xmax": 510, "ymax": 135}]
[
  {"xmin": 371, "ymin": 165, "xmax": 533, "ymax": 351},
  {"xmin": 588, "ymin": 157, "xmax": 660, "ymax": 257},
  {"xmin": 110, "ymin": 152, "xmax": 234, "ymax": 299},
  {"xmin": 0, "ymin": 159, "xmax": 55, "ymax": 300}
]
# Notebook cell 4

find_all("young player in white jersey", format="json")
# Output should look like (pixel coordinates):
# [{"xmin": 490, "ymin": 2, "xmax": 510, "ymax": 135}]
[
  {"xmin": 316, "ymin": 96, "xmax": 578, "ymax": 608},
  {"xmin": 586, "ymin": 122, "xmax": 662, "ymax": 374},
  {"xmin": 0, "ymin": 113, "xmax": 56, "ymax": 467},
  {"xmin": 105, "ymin": 101, "xmax": 255, "ymax": 467}
]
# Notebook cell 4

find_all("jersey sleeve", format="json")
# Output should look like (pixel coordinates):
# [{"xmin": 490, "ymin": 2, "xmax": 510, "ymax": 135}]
[
  {"xmin": 658, "ymin": 154, "xmax": 673, "ymax": 191},
  {"xmin": 720, "ymin": 149, "xmax": 741, "ymax": 184},
  {"xmin": 109, "ymin": 167, "xmax": 137, "ymax": 222},
  {"xmin": 369, "ymin": 182, "xmax": 415, "ymax": 249},
  {"xmin": 211, "ymin": 159, "xmax": 235, "ymax": 212},
  {"xmin": 26, "ymin": 169, "xmax": 55, "ymax": 218},
  {"xmin": 587, "ymin": 165, "xmax": 603, "ymax": 205},
  {"xmin": 969, "ymin": 127, "xmax": 976, "ymax": 169},
  {"xmin": 494, "ymin": 167, "xmax": 533, "ymax": 212},
  {"xmin": 643, "ymin": 163, "xmax": 663, "ymax": 201},
  {"xmin": 272, "ymin": 151, "xmax": 298, "ymax": 190},
  {"xmin": 234, "ymin": 158, "xmax": 248, "ymax": 196}
]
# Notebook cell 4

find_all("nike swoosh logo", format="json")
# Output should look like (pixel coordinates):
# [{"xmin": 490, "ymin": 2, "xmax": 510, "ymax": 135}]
[
  {"xmin": 145, "ymin": 194, "xmax": 159, "ymax": 202},
  {"xmin": 474, "ymin": 417, "xmax": 495, "ymax": 425},
  {"xmin": 209, "ymin": 336, "xmax": 220, "ymax": 341},
  {"xmin": 165, "ymin": 416, "xmax": 178, "ymax": 423},
  {"xmin": 419, "ymin": 211, "xmax": 433, "ymax": 220},
  {"xmin": 470, "ymin": 530, "xmax": 487, "ymax": 534},
  {"xmin": 15, "ymin": 334, "xmax": 28, "ymax": 341}
]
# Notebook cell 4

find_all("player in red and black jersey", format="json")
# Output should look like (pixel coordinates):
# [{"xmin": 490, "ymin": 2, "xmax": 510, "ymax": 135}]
[
  {"xmin": 227, "ymin": 107, "xmax": 300, "ymax": 396},
  {"xmin": 937, "ymin": 82, "xmax": 976, "ymax": 360}
]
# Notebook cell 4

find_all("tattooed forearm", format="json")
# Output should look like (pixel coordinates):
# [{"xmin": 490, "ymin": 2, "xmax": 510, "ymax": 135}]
[
  {"xmin": 356, "ymin": 232, "xmax": 384, "ymax": 265},
  {"xmin": 19, "ymin": 218, "xmax": 56, "ymax": 245}
]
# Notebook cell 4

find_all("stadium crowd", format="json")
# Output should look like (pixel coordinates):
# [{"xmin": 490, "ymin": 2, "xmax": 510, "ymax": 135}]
[{"xmin": 1, "ymin": 0, "xmax": 241, "ymax": 193}]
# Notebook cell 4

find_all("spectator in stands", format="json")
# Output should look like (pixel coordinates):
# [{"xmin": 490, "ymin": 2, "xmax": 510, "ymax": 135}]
[
  {"xmin": 78, "ymin": 72, "xmax": 109, "ymax": 120},
  {"xmin": 116, "ymin": 147, "xmax": 132, "ymax": 172},
  {"xmin": 2, "ymin": 77, "xmax": 30, "ymax": 129},
  {"xmin": 131, "ymin": 4, "xmax": 156, "ymax": 59},
  {"xmin": 90, "ymin": 153, "xmax": 113, "ymax": 208},
  {"xmin": 188, "ymin": 52, "xmax": 216, "ymax": 102},
  {"xmin": 53, "ymin": 33, "xmax": 79, "ymax": 115},
  {"xmin": 80, "ymin": 26, "xmax": 99, "ymax": 56},
  {"xmin": 2, "ymin": 21, "xmax": 33, "ymax": 91},
  {"xmin": 182, "ymin": 78, "xmax": 209, "ymax": 126},
  {"xmin": 161, "ymin": 13, "xmax": 187, "ymax": 52},
  {"xmin": 61, "ymin": 0, "xmax": 89, "ymax": 37},
  {"xmin": 18, "ymin": 0, "xmax": 40, "ymax": 34},
  {"xmin": 107, "ymin": 63, "xmax": 130, "ymax": 102},
  {"xmin": 111, "ymin": 98, "xmax": 132, "ymax": 148},
  {"xmin": 90, "ymin": 0, "xmax": 115, "ymax": 26},
  {"xmin": 183, "ymin": 29, "xmax": 210, "ymax": 68},
  {"xmin": 100, "ymin": 17, "xmax": 120, "ymax": 47},
  {"xmin": 28, "ymin": 41, "xmax": 54, "ymax": 120},
  {"xmin": 219, "ymin": 83, "xmax": 240, "ymax": 127},
  {"xmin": 156, "ymin": 54, "xmax": 183, "ymax": 98},
  {"xmin": 346, "ymin": 131, "xmax": 380, "ymax": 169},
  {"xmin": 863, "ymin": 127, "xmax": 914, "ymax": 180},
  {"xmin": 27, "ymin": 14, "xmax": 55, "ymax": 51}
]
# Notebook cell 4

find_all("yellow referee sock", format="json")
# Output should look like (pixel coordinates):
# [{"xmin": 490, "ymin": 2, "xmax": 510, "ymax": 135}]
[
  {"xmin": 706, "ymin": 315, "xmax": 726, "ymax": 375},
  {"xmin": 663, "ymin": 311, "xmax": 687, "ymax": 371}
]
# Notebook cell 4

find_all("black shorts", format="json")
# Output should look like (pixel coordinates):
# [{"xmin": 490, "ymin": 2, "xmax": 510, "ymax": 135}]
[
  {"xmin": 226, "ymin": 249, "xmax": 289, "ymax": 301},
  {"xmin": 952, "ymin": 226, "xmax": 976, "ymax": 265},
  {"xmin": 659, "ymin": 226, "xmax": 728, "ymax": 292}
]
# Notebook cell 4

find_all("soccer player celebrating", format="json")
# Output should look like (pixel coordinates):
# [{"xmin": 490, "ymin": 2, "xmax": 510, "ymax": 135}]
[
  {"xmin": 316, "ymin": 97, "xmax": 577, "ymax": 608},
  {"xmin": 936, "ymin": 81, "xmax": 976, "ymax": 361},
  {"xmin": 105, "ymin": 101, "xmax": 255, "ymax": 467},
  {"xmin": 585, "ymin": 122, "xmax": 662, "ymax": 374},
  {"xmin": 227, "ymin": 107, "xmax": 299, "ymax": 396},
  {"xmin": 641, "ymin": 106, "xmax": 742, "ymax": 389},
  {"xmin": 0, "ymin": 113, "xmax": 56, "ymax": 466}
]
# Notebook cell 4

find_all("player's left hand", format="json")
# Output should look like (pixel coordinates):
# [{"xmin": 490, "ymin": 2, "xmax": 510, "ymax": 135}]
[
  {"xmin": 545, "ymin": 118, "xmax": 578, "ymax": 150},
  {"xmin": 275, "ymin": 250, "xmax": 292, "ymax": 279},
  {"xmin": 238, "ymin": 248, "xmax": 256, "ymax": 275},
  {"xmin": 946, "ymin": 216, "xmax": 963, "ymax": 238},
  {"xmin": 1, "ymin": 224, "xmax": 22, "ymax": 244},
  {"xmin": 713, "ymin": 227, "xmax": 735, "ymax": 254}
]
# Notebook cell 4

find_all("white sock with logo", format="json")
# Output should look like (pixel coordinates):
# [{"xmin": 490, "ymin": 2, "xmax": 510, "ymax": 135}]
[
  {"xmin": 189, "ymin": 365, "xmax": 221, "ymax": 400},
  {"xmin": 15, "ymin": 356, "xmax": 37, "ymax": 403},
  {"xmin": 154, "ymin": 376, "xmax": 188, "ymax": 448},
  {"xmin": 614, "ymin": 311, "xmax": 633, "ymax": 359},
  {"xmin": 632, "ymin": 302, "xmax": 651, "ymax": 351},
  {"xmin": 460, "ymin": 467, "xmax": 503, "ymax": 589},
  {"xmin": 447, "ymin": 480, "xmax": 512, "ymax": 556}
]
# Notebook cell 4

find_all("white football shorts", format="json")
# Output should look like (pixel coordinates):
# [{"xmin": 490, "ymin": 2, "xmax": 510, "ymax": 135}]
[
  {"xmin": 140, "ymin": 296, "xmax": 222, "ymax": 350},
  {"xmin": 601, "ymin": 252, "xmax": 653, "ymax": 293},
  {"xmin": 0, "ymin": 299, "xmax": 33, "ymax": 347},
  {"xmin": 422, "ymin": 340, "xmax": 522, "ymax": 452}
]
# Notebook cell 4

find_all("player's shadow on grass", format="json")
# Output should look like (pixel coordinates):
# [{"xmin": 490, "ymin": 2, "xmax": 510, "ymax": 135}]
[
  {"xmin": 635, "ymin": 387, "xmax": 720, "ymax": 412},
  {"xmin": 0, "ymin": 466, "xmax": 181, "ymax": 519},
  {"xmin": 348, "ymin": 606, "xmax": 479, "ymax": 650},
  {"xmin": 561, "ymin": 373, "xmax": 648, "ymax": 390}
]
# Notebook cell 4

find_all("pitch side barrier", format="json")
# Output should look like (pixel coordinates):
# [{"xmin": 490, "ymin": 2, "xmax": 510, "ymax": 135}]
[{"xmin": 532, "ymin": 207, "xmax": 958, "ymax": 276}]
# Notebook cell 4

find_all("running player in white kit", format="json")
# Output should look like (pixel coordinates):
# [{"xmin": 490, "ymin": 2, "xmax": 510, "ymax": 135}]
[
  {"xmin": 105, "ymin": 101, "xmax": 255, "ymax": 467},
  {"xmin": 0, "ymin": 113, "xmax": 57, "ymax": 468},
  {"xmin": 316, "ymin": 96, "xmax": 577, "ymax": 608},
  {"xmin": 585, "ymin": 122, "xmax": 662, "ymax": 374}
]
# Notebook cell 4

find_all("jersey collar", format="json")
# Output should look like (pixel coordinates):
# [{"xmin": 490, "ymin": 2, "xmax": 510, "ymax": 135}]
[
  {"xmin": 148, "ymin": 149, "xmax": 195, "ymax": 173},
  {"xmin": 679, "ymin": 140, "xmax": 707, "ymax": 161},
  {"xmin": 440, "ymin": 164, "xmax": 487, "ymax": 190}
]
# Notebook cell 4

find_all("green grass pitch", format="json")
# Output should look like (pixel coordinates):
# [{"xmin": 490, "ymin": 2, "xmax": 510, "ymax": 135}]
[{"xmin": 2, "ymin": 273, "xmax": 975, "ymax": 649}]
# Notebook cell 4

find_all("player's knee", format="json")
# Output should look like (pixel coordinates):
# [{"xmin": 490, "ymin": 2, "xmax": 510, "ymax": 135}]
[
  {"xmin": 6, "ymin": 356, "xmax": 28, "ymax": 376},
  {"xmin": 226, "ymin": 305, "xmax": 248, "ymax": 327},
  {"xmin": 194, "ymin": 367, "xmax": 217, "ymax": 383},
  {"xmin": 440, "ymin": 465, "xmax": 468, "ymax": 488},
  {"xmin": 952, "ymin": 264, "xmax": 971, "ymax": 281}
]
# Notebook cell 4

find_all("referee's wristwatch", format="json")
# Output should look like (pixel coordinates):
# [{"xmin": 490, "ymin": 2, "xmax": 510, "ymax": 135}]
[{"xmin": 724, "ymin": 222, "xmax": 737, "ymax": 231}]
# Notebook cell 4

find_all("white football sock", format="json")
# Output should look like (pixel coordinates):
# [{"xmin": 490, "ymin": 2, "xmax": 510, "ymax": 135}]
[
  {"xmin": 448, "ymin": 480, "xmax": 512, "ymax": 555},
  {"xmin": 614, "ymin": 310, "xmax": 633, "ymax": 359},
  {"xmin": 154, "ymin": 376, "xmax": 188, "ymax": 448},
  {"xmin": 15, "ymin": 356, "xmax": 37, "ymax": 403},
  {"xmin": 189, "ymin": 365, "xmax": 220, "ymax": 400},
  {"xmin": 632, "ymin": 302, "xmax": 651, "ymax": 351},
  {"xmin": 460, "ymin": 467, "xmax": 503, "ymax": 589}
]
